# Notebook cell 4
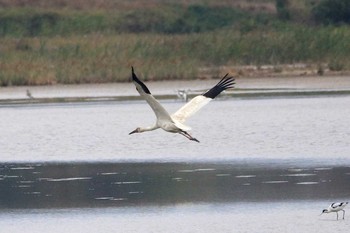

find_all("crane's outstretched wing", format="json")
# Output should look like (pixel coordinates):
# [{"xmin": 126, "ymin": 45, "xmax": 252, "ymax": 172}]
[
  {"xmin": 172, "ymin": 74, "xmax": 235, "ymax": 123},
  {"xmin": 131, "ymin": 67, "xmax": 172, "ymax": 121}
]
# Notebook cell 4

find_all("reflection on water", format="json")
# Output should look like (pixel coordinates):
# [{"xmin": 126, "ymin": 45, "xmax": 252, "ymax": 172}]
[{"xmin": 1, "ymin": 162, "xmax": 349, "ymax": 208}]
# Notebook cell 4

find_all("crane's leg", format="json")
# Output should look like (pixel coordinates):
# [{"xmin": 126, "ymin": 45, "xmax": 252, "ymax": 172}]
[
  {"xmin": 179, "ymin": 131, "xmax": 200, "ymax": 143},
  {"xmin": 336, "ymin": 212, "xmax": 339, "ymax": 220},
  {"xmin": 342, "ymin": 210, "xmax": 345, "ymax": 219}
]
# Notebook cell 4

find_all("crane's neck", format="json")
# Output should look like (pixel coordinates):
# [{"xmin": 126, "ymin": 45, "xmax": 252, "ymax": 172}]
[{"xmin": 140, "ymin": 124, "xmax": 159, "ymax": 132}]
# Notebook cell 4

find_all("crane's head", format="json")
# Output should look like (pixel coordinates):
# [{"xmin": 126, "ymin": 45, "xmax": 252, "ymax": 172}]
[{"xmin": 129, "ymin": 127, "xmax": 141, "ymax": 135}]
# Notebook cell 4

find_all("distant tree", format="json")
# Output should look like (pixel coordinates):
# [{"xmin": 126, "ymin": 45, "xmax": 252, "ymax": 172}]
[
  {"xmin": 312, "ymin": 0, "xmax": 350, "ymax": 24},
  {"xmin": 276, "ymin": 0, "xmax": 291, "ymax": 21}
]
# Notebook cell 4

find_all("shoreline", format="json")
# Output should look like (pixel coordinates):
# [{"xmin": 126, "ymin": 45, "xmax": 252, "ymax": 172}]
[{"xmin": 1, "ymin": 75, "xmax": 350, "ymax": 105}]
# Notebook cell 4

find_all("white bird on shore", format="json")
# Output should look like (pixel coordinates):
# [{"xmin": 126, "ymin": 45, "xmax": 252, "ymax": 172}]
[
  {"xmin": 176, "ymin": 89, "xmax": 190, "ymax": 102},
  {"xmin": 129, "ymin": 67, "xmax": 235, "ymax": 142},
  {"xmin": 26, "ymin": 89, "xmax": 34, "ymax": 99},
  {"xmin": 321, "ymin": 202, "xmax": 348, "ymax": 220}
]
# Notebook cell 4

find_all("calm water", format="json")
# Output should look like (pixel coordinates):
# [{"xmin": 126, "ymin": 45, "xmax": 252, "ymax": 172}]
[
  {"xmin": 1, "ymin": 95, "xmax": 350, "ymax": 232},
  {"xmin": 1, "ymin": 162, "xmax": 349, "ymax": 208},
  {"xmin": 0, "ymin": 96, "xmax": 350, "ymax": 163},
  {"xmin": 1, "ymin": 202, "xmax": 350, "ymax": 233}
]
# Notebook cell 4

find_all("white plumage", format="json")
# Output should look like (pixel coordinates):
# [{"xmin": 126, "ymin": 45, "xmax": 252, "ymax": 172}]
[
  {"xmin": 321, "ymin": 202, "xmax": 348, "ymax": 220},
  {"xmin": 129, "ymin": 67, "xmax": 235, "ymax": 142}
]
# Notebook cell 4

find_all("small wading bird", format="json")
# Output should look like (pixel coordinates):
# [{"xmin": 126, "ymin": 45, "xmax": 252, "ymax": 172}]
[
  {"xmin": 129, "ymin": 67, "xmax": 235, "ymax": 142},
  {"xmin": 26, "ymin": 89, "xmax": 34, "ymax": 99},
  {"xmin": 321, "ymin": 202, "xmax": 348, "ymax": 220}
]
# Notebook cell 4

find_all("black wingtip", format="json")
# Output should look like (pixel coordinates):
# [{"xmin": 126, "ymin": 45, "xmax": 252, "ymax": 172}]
[
  {"xmin": 130, "ymin": 66, "xmax": 134, "ymax": 82},
  {"xmin": 131, "ymin": 67, "xmax": 151, "ymax": 94},
  {"xmin": 131, "ymin": 66, "xmax": 136, "ymax": 78},
  {"xmin": 203, "ymin": 74, "xmax": 235, "ymax": 99},
  {"xmin": 131, "ymin": 66, "xmax": 138, "ymax": 81}
]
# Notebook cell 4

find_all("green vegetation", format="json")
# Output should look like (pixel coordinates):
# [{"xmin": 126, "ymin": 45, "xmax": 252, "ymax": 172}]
[
  {"xmin": 312, "ymin": 0, "xmax": 350, "ymax": 25},
  {"xmin": 0, "ymin": 0, "xmax": 349, "ymax": 86},
  {"xmin": 276, "ymin": 0, "xmax": 291, "ymax": 21},
  {"xmin": 0, "ymin": 6, "xmax": 251, "ymax": 36}
]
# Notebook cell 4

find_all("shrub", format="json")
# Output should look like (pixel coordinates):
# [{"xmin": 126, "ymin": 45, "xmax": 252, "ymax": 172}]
[
  {"xmin": 115, "ymin": 5, "xmax": 246, "ymax": 34},
  {"xmin": 312, "ymin": 0, "xmax": 350, "ymax": 25},
  {"xmin": 329, "ymin": 60, "xmax": 345, "ymax": 71},
  {"xmin": 276, "ymin": 0, "xmax": 291, "ymax": 21},
  {"xmin": 0, "ymin": 11, "xmax": 59, "ymax": 36}
]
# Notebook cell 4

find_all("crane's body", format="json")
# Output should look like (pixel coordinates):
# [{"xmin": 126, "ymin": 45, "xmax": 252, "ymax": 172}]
[
  {"xmin": 129, "ymin": 67, "xmax": 235, "ymax": 142},
  {"xmin": 321, "ymin": 202, "xmax": 348, "ymax": 220}
]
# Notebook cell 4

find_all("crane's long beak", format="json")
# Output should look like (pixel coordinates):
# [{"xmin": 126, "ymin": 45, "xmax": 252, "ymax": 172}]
[{"xmin": 129, "ymin": 129, "xmax": 138, "ymax": 135}]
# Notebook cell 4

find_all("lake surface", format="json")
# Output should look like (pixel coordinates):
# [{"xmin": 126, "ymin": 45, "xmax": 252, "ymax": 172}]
[
  {"xmin": 1, "ymin": 162, "xmax": 349, "ymax": 208},
  {"xmin": 1, "ymin": 94, "xmax": 350, "ymax": 232},
  {"xmin": 0, "ymin": 95, "xmax": 350, "ymax": 163},
  {"xmin": 2, "ymin": 201, "xmax": 350, "ymax": 233}
]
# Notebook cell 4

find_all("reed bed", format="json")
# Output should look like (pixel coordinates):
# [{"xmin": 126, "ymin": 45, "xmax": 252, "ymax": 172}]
[{"xmin": 0, "ymin": 1, "xmax": 350, "ymax": 86}]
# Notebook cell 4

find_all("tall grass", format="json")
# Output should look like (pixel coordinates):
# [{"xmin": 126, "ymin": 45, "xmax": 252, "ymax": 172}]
[
  {"xmin": 0, "ymin": 5, "xmax": 250, "ymax": 37},
  {"xmin": 1, "ymin": 24, "xmax": 350, "ymax": 86},
  {"xmin": 0, "ymin": 9, "xmax": 114, "ymax": 37},
  {"xmin": 0, "ymin": 2, "xmax": 350, "ymax": 86}
]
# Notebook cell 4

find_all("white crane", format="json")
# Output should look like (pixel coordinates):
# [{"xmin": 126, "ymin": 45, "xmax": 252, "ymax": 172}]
[
  {"xmin": 320, "ymin": 202, "xmax": 348, "ymax": 220},
  {"xmin": 129, "ymin": 67, "xmax": 235, "ymax": 142}
]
